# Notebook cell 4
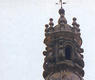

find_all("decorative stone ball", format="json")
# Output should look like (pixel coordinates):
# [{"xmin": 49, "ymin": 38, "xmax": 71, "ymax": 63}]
[
  {"xmin": 45, "ymin": 24, "xmax": 49, "ymax": 28},
  {"xmin": 43, "ymin": 51, "xmax": 47, "ymax": 56},
  {"xmin": 49, "ymin": 18, "xmax": 53, "ymax": 21},
  {"xmin": 59, "ymin": 8, "xmax": 65, "ymax": 15},
  {"xmin": 73, "ymin": 17, "xmax": 77, "ymax": 21}
]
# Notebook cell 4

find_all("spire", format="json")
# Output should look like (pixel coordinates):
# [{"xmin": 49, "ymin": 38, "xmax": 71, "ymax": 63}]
[
  {"xmin": 56, "ymin": 0, "xmax": 66, "ymax": 14},
  {"xmin": 56, "ymin": 0, "xmax": 67, "ymax": 24},
  {"xmin": 43, "ymin": 1, "xmax": 84, "ymax": 79}
]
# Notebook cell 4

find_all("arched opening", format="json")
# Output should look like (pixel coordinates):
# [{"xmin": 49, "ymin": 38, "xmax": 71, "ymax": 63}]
[{"xmin": 65, "ymin": 45, "xmax": 72, "ymax": 60}]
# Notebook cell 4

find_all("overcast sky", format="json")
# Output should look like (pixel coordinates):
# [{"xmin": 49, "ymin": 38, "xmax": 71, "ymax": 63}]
[{"xmin": 0, "ymin": 0, "xmax": 95, "ymax": 80}]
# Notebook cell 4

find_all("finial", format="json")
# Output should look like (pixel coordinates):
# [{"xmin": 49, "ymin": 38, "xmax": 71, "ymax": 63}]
[
  {"xmin": 56, "ymin": 0, "xmax": 66, "ymax": 15},
  {"xmin": 72, "ymin": 17, "xmax": 80, "ymax": 27},
  {"xmin": 45, "ymin": 24, "xmax": 49, "ymax": 33},
  {"xmin": 73, "ymin": 17, "xmax": 77, "ymax": 21},
  {"xmin": 72, "ymin": 17, "xmax": 80, "ymax": 33},
  {"xmin": 72, "ymin": 17, "xmax": 77, "ymax": 26},
  {"xmin": 60, "ymin": 0, "xmax": 63, "ymax": 8},
  {"xmin": 49, "ymin": 18, "xmax": 54, "ymax": 27},
  {"xmin": 45, "ymin": 24, "xmax": 49, "ymax": 28},
  {"xmin": 56, "ymin": 0, "xmax": 66, "ymax": 8}
]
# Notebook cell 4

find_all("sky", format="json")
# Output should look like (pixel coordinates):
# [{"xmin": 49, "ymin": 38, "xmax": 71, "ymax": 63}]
[{"xmin": 0, "ymin": 0, "xmax": 95, "ymax": 80}]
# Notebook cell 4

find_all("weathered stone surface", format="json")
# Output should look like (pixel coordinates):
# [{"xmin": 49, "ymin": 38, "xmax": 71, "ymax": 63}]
[
  {"xmin": 43, "ymin": 6, "xmax": 84, "ymax": 80},
  {"xmin": 46, "ymin": 71, "xmax": 82, "ymax": 80}
]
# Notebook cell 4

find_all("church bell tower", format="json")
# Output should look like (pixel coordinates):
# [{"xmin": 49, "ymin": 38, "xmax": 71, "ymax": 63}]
[{"xmin": 43, "ymin": 1, "xmax": 84, "ymax": 80}]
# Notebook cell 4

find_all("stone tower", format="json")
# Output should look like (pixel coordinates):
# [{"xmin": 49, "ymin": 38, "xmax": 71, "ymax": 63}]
[{"xmin": 43, "ymin": 1, "xmax": 84, "ymax": 80}]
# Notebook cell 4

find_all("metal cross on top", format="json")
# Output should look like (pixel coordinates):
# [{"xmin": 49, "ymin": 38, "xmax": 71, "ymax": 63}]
[{"xmin": 56, "ymin": 0, "xmax": 66, "ymax": 8}]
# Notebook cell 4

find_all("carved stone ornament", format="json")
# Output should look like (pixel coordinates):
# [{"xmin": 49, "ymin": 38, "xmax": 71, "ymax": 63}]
[
  {"xmin": 43, "ymin": 1, "xmax": 84, "ymax": 80},
  {"xmin": 46, "ymin": 71, "xmax": 83, "ymax": 80}
]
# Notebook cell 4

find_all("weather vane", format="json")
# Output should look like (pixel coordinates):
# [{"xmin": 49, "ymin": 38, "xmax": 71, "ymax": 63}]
[{"xmin": 56, "ymin": 0, "xmax": 66, "ymax": 8}]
